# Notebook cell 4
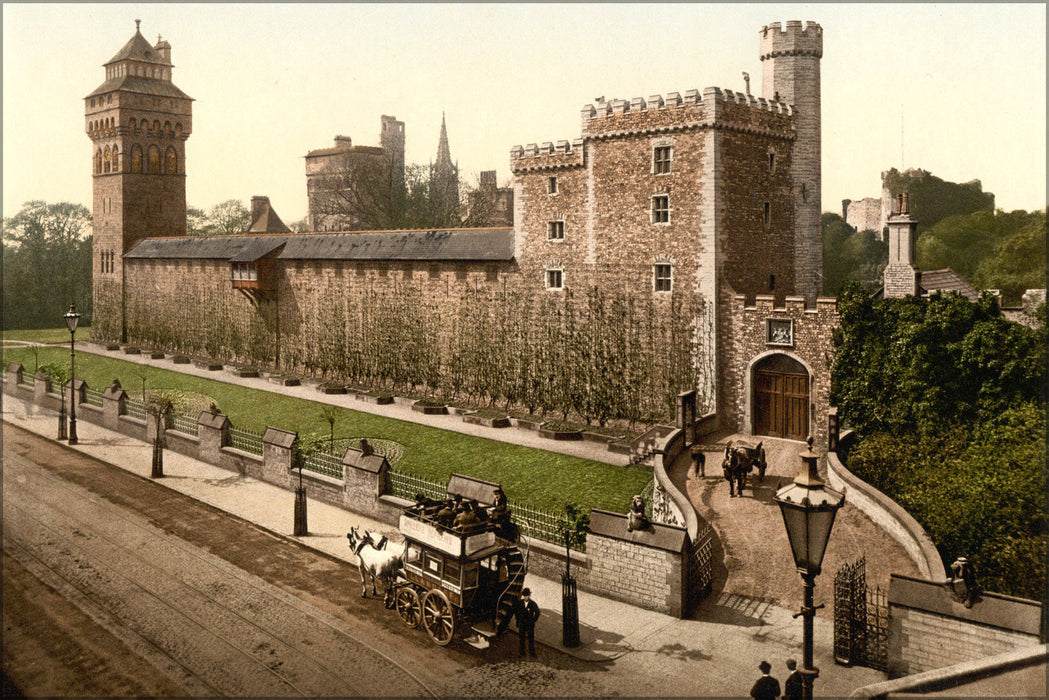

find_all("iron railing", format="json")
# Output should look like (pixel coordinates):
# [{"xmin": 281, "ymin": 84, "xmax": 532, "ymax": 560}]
[
  {"xmin": 388, "ymin": 469, "xmax": 445, "ymax": 501},
  {"xmin": 170, "ymin": 412, "xmax": 198, "ymax": 436},
  {"xmin": 84, "ymin": 388, "xmax": 105, "ymax": 407},
  {"xmin": 510, "ymin": 500, "xmax": 580, "ymax": 551},
  {"xmin": 301, "ymin": 449, "xmax": 343, "ymax": 478},
  {"xmin": 229, "ymin": 427, "xmax": 265, "ymax": 455},
  {"xmin": 125, "ymin": 398, "xmax": 147, "ymax": 420}
]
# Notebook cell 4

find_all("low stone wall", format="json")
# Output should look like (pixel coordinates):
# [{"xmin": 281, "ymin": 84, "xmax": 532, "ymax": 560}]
[
  {"xmin": 826, "ymin": 431, "xmax": 943, "ymax": 579},
  {"xmin": 887, "ymin": 573, "xmax": 1044, "ymax": 678},
  {"xmin": 587, "ymin": 509, "xmax": 688, "ymax": 617}
]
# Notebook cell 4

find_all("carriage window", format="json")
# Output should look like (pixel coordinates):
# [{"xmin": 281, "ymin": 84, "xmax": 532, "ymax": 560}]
[
  {"xmin": 406, "ymin": 543, "xmax": 422, "ymax": 566},
  {"xmin": 424, "ymin": 550, "xmax": 443, "ymax": 577},
  {"xmin": 443, "ymin": 557, "xmax": 461, "ymax": 585}
]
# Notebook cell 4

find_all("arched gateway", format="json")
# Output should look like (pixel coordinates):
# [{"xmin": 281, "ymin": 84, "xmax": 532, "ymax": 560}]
[{"xmin": 752, "ymin": 354, "xmax": 810, "ymax": 441}]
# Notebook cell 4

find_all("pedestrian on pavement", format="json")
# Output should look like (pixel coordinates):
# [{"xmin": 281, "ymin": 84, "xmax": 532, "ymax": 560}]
[
  {"xmin": 512, "ymin": 587, "xmax": 540, "ymax": 657},
  {"xmin": 750, "ymin": 660, "xmax": 780, "ymax": 700},
  {"xmin": 782, "ymin": 658, "xmax": 802, "ymax": 700}
]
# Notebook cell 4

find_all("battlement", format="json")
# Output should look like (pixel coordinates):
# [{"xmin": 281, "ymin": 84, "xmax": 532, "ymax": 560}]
[
  {"xmin": 759, "ymin": 21, "xmax": 823, "ymax": 60},
  {"xmin": 509, "ymin": 138, "xmax": 584, "ymax": 170},
  {"xmin": 578, "ymin": 86, "xmax": 793, "ymax": 125},
  {"xmin": 736, "ymin": 293, "xmax": 838, "ymax": 315}
]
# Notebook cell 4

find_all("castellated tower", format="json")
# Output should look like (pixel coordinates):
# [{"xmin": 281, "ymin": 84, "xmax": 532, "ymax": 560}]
[
  {"xmin": 86, "ymin": 21, "xmax": 192, "ymax": 341},
  {"xmin": 760, "ymin": 21, "xmax": 822, "ymax": 302}
]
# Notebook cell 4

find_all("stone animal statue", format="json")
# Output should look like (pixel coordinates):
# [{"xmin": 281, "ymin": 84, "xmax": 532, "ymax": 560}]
[
  {"xmin": 626, "ymin": 494, "xmax": 650, "ymax": 532},
  {"xmin": 949, "ymin": 556, "xmax": 980, "ymax": 608},
  {"xmin": 347, "ymin": 526, "xmax": 404, "ymax": 607}
]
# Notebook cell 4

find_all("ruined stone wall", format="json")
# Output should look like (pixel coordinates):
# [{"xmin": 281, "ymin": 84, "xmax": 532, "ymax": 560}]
[{"xmin": 844, "ymin": 197, "xmax": 884, "ymax": 235}]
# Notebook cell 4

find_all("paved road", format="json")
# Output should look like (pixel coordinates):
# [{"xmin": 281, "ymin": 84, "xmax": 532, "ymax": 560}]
[{"xmin": 4, "ymin": 442, "xmax": 441, "ymax": 696}]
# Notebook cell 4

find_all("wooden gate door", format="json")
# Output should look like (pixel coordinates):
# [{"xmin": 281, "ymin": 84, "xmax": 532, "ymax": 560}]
[{"xmin": 754, "ymin": 364, "xmax": 809, "ymax": 441}]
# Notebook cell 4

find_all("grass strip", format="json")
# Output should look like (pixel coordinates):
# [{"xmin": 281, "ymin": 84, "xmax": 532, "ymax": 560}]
[{"xmin": 3, "ymin": 344, "xmax": 650, "ymax": 515}]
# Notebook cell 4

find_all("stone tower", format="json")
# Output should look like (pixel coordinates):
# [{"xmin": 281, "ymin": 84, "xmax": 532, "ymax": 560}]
[
  {"xmin": 883, "ymin": 192, "xmax": 919, "ymax": 298},
  {"xmin": 86, "ymin": 21, "xmax": 192, "ymax": 340},
  {"xmin": 760, "ymin": 21, "xmax": 822, "ymax": 302}
]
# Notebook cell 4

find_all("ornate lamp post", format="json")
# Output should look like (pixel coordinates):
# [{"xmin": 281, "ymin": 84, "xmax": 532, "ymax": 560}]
[
  {"xmin": 774, "ymin": 437, "xmax": 845, "ymax": 700},
  {"xmin": 64, "ymin": 304, "xmax": 82, "ymax": 445}
]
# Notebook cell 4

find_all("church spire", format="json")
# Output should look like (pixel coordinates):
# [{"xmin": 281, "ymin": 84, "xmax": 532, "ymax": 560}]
[{"xmin": 435, "ymin": 111, "xmax": 453, "ymax": 171}]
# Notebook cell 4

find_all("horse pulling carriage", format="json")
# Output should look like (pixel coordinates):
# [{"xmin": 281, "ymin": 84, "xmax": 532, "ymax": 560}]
[
  {"xmin": 721, "ymin": 440, "xmax": 767, "ymax": 497},
  {"xmin": 348, "ymin": 475, "xmax": 527, "ymax": 648}
]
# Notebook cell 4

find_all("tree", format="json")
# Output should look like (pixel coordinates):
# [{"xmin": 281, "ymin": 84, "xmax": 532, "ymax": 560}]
[
  {"xmin": 882, "ymin": 167, "xmax": 995, "ymax": 235},
  {"xmin": 2, "ymin": 201, "xmax": 92, "ymax": 329},
  {"xmin": 822, "ymin": 212, "xmax": 887, "ymax": 296},
  {"xmin": 206, "ymin": 200, "xmax": 250, "ymax": 236},
  {"xmin": 38, "ymin": 361, "xmax": 71, "ymax": 439},
  {"xmin": 146, "ymin": 389, "xmax": 186, "ymax": 478},
  {"xmin": 972, "ymin": 211, "xmax": 1047, "ymax": 305},
  {"xmin": 186, "ymin": 206, "xmax": 210, "ymax": 236}
]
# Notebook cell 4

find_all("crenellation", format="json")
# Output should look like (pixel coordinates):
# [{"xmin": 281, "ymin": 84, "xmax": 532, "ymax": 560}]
[
  {"xmin": 683, "ymin": 89, "xmax": 701, "ymax": 105},
  {"xmin": 647, "ymin": 94, "xmax": 664, "ymax": 108},
  {"xmin": 630, "ymin": 96, "xmax": 646, "ymax": 111}
]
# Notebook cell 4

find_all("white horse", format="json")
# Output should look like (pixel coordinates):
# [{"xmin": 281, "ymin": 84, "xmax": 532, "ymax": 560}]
[{"xmin": 347, "ymin": 527, "xmax": 404, "ymax": 606}]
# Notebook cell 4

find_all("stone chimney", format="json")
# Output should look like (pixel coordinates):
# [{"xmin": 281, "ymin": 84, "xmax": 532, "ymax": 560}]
[
  {"xmin": 883, "ymin": 192, "xmax": 919, "ymax": 298},
  {"xmin": 334, "ymin": 135, "xmax": 352, "ymax": 148}
]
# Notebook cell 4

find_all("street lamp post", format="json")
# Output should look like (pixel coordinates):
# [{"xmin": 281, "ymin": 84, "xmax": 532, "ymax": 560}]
[
  {"xmin": 64, "ymin": 304, "xmax": 82, "ymax": 445},
  {"xmin": 774, "ymin": 437, "xmax": 845, "ymax": 700}
]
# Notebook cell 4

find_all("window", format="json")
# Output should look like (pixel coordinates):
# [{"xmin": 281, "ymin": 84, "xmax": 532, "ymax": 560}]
[
  {"xmin": 546, "ymin": 268, "xmax": 563, "ymax": 290},
  {"xmin": 652, "ymin": 195, "xmax": 670, "ymax": 224},
  {"xmin": 654, "ymin": 264, "xmax": 673, "ymax": 292},
  {"xmin": 131, "ymin": 144, "xmax": 143, "ymax": 173},
  {"xmin": 165, "ymin": 147, "xmax": 177, "ymax": 174},
  {"xmin": 147, "ymin": 145, "xmax": 160, "ymax": 174},
  {"xmin": 111, "ymin": 146, "xmax": 119, "ymax": 172},
  {"xmin": 768, "ymin": 152, "xmax": 776, "ymax": 173},
  {"xmin": 763, "ymin": 202, "xmax": 771, "ymax": 227},
  {"xmin": 653, "ymin": 145, "xmax": 672, "ymax": 174},
  {"xmin": 547, "ymin": 176, "xmax": 558, "ymax": 194},
  {"xmin": 768, "ymin": 274, "xmax": 776, "ymax": 291},
  {"xmin": 547, "ymin": 220, "xmax": 565, "ymax": 241}
]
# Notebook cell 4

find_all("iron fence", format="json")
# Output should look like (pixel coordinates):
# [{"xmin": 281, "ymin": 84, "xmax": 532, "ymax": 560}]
[
  {"xmin": 510, "ymin": 500, "xmax": 581, "ymax": 552},
  {"xmin": 84, "ymin": 388, "xmax": 105, "ymax": 407},
  {"xmin": 302, "ymin": 449, "xmax": 343, "ymax": 478},
  {"xmin": 170, "ymin": 412, "xmax": 198, "ymax": 436},
  {"xmin": 388, "ymin": 469, "xmax": 445, "ymax": 501},
  {"xmin": 125, "ymin": 398, "xmax": 147, "ymax": 420},
  {"xmin": 229, "ymin": 427, "xmax": 265, "ymax": 455},
  {"xmin": 22, "ymin": 373, "xmax": 35, "ymax": 387}
]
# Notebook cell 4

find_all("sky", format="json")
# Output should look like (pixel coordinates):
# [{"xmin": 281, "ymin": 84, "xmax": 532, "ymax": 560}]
[{"xmin": 3, "ymin": 3, "xmax": 1046, "ymax": 224}]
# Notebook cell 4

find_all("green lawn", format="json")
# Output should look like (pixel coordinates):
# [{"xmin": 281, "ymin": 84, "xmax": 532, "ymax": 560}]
[
  {"xmin": 2, "ymin": 327, "xmax": 92, "ymax": 344},
  {"xmin": 2, "ymin": 344, "xmax": 651, "ymax": 515}
]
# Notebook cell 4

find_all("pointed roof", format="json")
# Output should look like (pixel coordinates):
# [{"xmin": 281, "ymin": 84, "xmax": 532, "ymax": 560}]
[
  {"xmin": 248, "ymin": 201, "xmax": 291, "ymax": 234},
  {"xmin": 106, "ymin": 22, "xmax": 169, "ymax": 66},
  {"xmin": 435, "ymin": 112, "xmax": 453, "ymax": 170}
]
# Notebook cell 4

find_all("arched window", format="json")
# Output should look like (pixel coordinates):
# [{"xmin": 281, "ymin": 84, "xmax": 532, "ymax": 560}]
[
  {"xmin": 94, "ymin": 149, "xmax": 102, "ymax": 174},
  {"xmin": 131, "ymin": 144, "xmax": 143, "ymax": 173},
  {"xmin": 147, "ymin": 145, "xmax": 161, "ymax": 174},
  {"xmin": 165, "ymin": 147, "xmax": 177, "ymax": 174},
  {"xmin": 103, "ymin": 147, "xmax": 111, "ymax": 173},
  {"xmin": 128, "ymin": 118, "xmax": 137, "ymax": 133},
  {"xmin": 111, "ymin": 145, "xmax": 119, "ymax": 172},
  {"xmin": 152, "ymin": 120, "xmax": 160, "ymax": 136},
  {"xmin": 163, "ymin": 121, "xmax": 172, "ymax": 137}
]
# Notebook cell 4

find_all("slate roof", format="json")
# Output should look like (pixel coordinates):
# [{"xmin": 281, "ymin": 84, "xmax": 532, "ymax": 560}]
[
  {"xmin": 305, "ymin": 145, "xmax": 384, "ymax": 158},
  {"xmin": 247, "ymin": 201, "xmax": 291, "ymax": 234},
  {"xmin": 124, "ymin": 228, "xmax": 515, "ymax": 263},
  {"xmin": 917, "ymin": 269, "xmax": 981, "ymax": 301},
  {"xmin": 106, "ymin": 29, "xmax": 168, "ymax": 66},
  {"xmin": 86, "ymin": 75, "xmax": 192, "ymax": 100}
]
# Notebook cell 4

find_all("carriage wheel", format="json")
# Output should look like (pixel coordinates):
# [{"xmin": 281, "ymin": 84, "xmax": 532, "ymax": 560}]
[
  {"xmin": 395, "ymin": 587, "xmax": 422, "ymax": 629},
  {"xmin": 421, "ymin": 589, "xmax": 456, "ymax": 646}
]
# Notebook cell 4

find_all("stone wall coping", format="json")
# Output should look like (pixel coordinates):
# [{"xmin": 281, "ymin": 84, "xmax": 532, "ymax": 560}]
[
  {"xmin": 588, "ymin": 508, "xmax": 687, "ymax": 552},
  {"xmin": 889, "ymin": 573, "xmax": 1044, "ymax": 636},
  {"xmin": 379, "ymin": 494, "xmax": 414, "ymax": 510},
  {"xmin": 343, "ymin": 447, "xmax": 388, "ymax": 474},
  {"xmin": 219, "ymin": 445, "xmax": 263, "ymax": 463},
  {"xmin": 103, "ymin": 383, "xmax": 127, "ymax": 400},
  {"xmin": 521, "ymin": 534, "xmax": 589, "ymax": 570},
  {"xmin": 848, "ymin": 643, "xmax": 1048, "ymax": 698},
  {"xmin": 655, "ymin": 429, "xmax": 700, "ymax": 541},
  {"xmin": 197, "ymin": 410, "xmax": 230, "ymax": 430},
  {"xmin": 6, "ymin": 362, "xmax": 23, "ymax": 377},
  {"xmin": 299, "ymin": 468, "xmax": 344, "ymax": 488},
  {"xmin": 263, "ymin": 427, "xmax": 297, "ymax": 449},
  {"xmin": 827, "ymin": 430, "xmax": 943, "ymax": 579}
]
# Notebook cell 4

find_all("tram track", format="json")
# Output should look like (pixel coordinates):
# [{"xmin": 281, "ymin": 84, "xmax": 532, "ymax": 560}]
[{"xmin": 4, "ymin": 441, "xmax": 439, "ymax": 697}]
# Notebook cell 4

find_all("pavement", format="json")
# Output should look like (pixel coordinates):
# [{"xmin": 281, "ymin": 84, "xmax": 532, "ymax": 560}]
[{"xmin": 2, "ymin": 356, "xmax": 894, "ymax": 696}]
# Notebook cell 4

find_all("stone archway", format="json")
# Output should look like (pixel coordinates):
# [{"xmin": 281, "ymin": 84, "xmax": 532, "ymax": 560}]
[{"xmin": 752, "ymin": 353, "xmax": 809, "ymax": 441}]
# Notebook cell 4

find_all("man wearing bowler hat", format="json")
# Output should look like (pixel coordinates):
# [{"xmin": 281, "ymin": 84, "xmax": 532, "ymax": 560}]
[
  {"xmin": 783, "ymin": 658, "xmax": 802, "ymax": 699},
  {"xmin": 512, "ymin": 588, "xmax": 540, "ymax": 657},
  {"xmin": 750, "ymin": 660, "xmax": 780, "ymax": 699}
]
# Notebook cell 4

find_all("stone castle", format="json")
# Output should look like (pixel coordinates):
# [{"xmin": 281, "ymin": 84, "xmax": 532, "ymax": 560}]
[{"xmin": 87, "ymin": 20, "xmax": 839, "ymax": 443}]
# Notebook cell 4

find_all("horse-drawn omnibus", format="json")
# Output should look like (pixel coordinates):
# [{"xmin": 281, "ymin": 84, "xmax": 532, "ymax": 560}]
[{"xmin": 386, "ymin": 475, "xmax": 528, "ymax": 646}]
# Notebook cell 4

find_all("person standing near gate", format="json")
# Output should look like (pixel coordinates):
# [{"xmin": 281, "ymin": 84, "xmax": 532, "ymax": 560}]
[
  {"xmin": 782, "ymin": 658, "xmax": 802, "ymax": 700},
  {"xmin": 512, "ymin": 588, "xmax": 540, "ymax": 657},
  {"xmin": 749, "ymin": 660, "xmax": 780, "ymax": 700}
]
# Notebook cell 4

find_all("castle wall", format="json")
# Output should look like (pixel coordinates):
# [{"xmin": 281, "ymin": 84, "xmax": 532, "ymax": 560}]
[{"xmin": 844, "ymin": 197, "xmax": 884, "ymax": 235}]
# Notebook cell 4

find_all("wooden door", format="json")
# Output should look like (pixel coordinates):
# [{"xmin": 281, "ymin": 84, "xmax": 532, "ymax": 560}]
[{"xmin": 754, "ymin": 369, "xmax": 808, "ymax": 441}]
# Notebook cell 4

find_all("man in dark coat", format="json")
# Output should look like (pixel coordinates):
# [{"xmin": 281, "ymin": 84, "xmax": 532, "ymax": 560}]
[
  {"xmin": 749, "ymin": 660, "xmax": 780, "ymax": 700},
  {"xmin": 512, "ymin": 587, "xmax": 540, "ymax": 657},
  {"xmin": 783, "ymin": 658, "xmax": 802, "ymax": 700}
]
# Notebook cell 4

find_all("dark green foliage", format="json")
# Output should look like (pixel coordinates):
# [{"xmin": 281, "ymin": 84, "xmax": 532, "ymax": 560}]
[
  {"xmin": 831, "ymin": 284, "xmax": 1045, "ymax": 438},
  {"xmin": 846, "ymin": 406, "xmax": 1046, "ymax": 600},
  {"xmin": 834, "ymin": 286, "xmax": 1047, "ymax": 600},
  {"xmin": 3, "ymin": 201, "xmax": 92, "ymax": 329},
  {"xmin": 882, "ymin": 167, "xmax": 995, "ymax": 234},
  {"xmin": 822, "ymin": 212, "xmax": 887, "ymax": 297},
  {"xmin": 972, "ymin": 211, "xmax": 1047, "ymax": 306}
]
